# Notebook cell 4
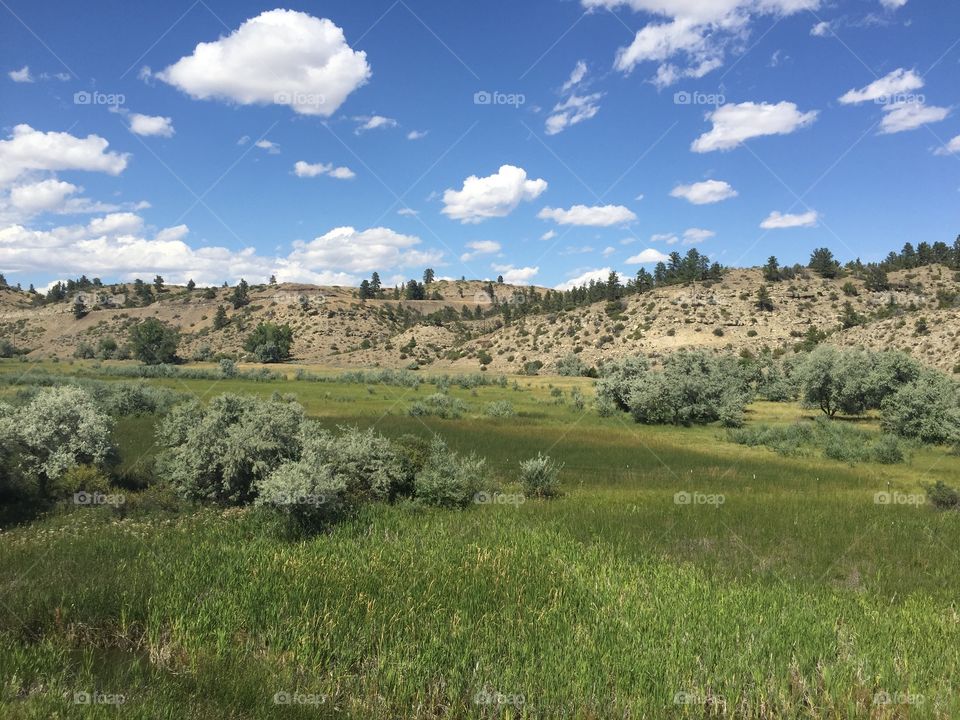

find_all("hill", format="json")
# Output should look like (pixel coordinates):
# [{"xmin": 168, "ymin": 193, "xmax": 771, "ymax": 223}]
[{"xmin": 1, "ymin": 266, "xmax": 958, "ymax": 373}]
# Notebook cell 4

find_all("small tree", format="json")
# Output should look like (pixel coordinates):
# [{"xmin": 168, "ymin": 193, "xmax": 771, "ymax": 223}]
[
  {"xmin": 186, "ymin": 279, "xmax": 196, "ymax": 292},
  {"xmin": 73, "ymin": 296, "xmax": 88, "ymax": 319},
  {"xmin": 763, "ymin": 256, "xmax": 781, "ymax": 282},
  {"xmin": 423, "ymin": 268, "xmax": 435, "ymax": 285},
  {"xmin": 212, "ymin": 305, "xmax": 229, "ymax": 330},
  {"xmin": 129, "ymin": 318, "xmax": 179, "ymax": 365},
  {"xmin": 358, "ymin": 279, "xmax": 372, "ymax": 300},
  {"xmin": 153, "ymin": 275, "xmax": 165, "ymax": 292},
  {"xmin": 864, "ymin": 266, "xmax": 889, "ymax": 292},
  {"xmin": 756, "ymin": 285, "xmax": 774, "ymax": 312},
  {"xmin": 230, "ymin": 278, "xmax": 250, "ymax": 309},
  {"xmin": 243, "ymin": 322, "xmax": 294, "ymax": 363},
  {"xmin": 809, "ymin": 248, "xmax": 840, "ymax": 278},
  {"xmin": 840, "ymin": 301, "xmax": 863, "ymax": 329}
]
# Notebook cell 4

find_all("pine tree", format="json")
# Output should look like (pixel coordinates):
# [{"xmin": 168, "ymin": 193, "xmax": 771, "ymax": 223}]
[
  {"xmin": 763, "ymin": 256, "xmax": 780, "ymax": 282},
  {"xmin": 756, "ymin": 285, "xmax": 774, "ymax": 312},
  {"xmin": 213, "ymin": 305, "xmax": 229, "ymax": 330},
  {"xmin": 230, "ymin": 279, "xmax": 250, "ymax": 309}
]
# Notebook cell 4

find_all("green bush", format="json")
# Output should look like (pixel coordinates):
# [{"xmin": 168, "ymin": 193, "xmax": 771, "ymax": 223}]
[
  {"xmin": 484, "ymin": 400, "xmax": 515, "ymax": 417},
  {"xmin": 925, "ymin": 481, "xmax": 960, "ymax": 510},
  {"xmin": 157, "ymin": 394, "xmax": 304, "ymax": 504},
  {"xmin": 243, "ymin": 322, "xmax": 294, "ymax": 363},
  {"xmin": 595, "ymin": 356, "xmax": 650, "ymax": 411},
  {"xmin": 129, "ymin": 318, "xmax": 179, "ymax": 365},
  {"xmin": 555, "ymin": 353, "xmax": 588, "ymax": 376},
  {"xmin": 623, "ymin": 351, "xmax": 750, "ymax": 427},
  {"xmin": 409, "ymin": 393, "xmax": 468, "ymax": 419},
  {"xmin": 414, "ymin": 436, "xmax": 486, "ymax": 508},
  {"xmin": 519, "ymin": 453, "xmax": 563, "ymax": 498},
  {"xmin": 729, "ymin": 418, "xmax": 905, "ymax": 465},
  {"xmin": 881, "ymin": 372, "xmax": 960, "ymax": 445},
  {"xmin": 10, "ymin": 386, "xmax": 114, "ymax": 493}
]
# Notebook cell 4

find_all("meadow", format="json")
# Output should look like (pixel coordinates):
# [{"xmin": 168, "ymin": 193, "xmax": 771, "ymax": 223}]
[{"xmin": 1, "ymin": 359, "xmax": 959, "ymax": 718}]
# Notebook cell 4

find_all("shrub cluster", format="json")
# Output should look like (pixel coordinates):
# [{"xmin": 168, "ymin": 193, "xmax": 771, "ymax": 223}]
[
  {"xmin": 728, "ymin": 417, "xmax": 906, "ymax": 465},
  {"xmin": 409, "ymin": 393, "xmax": 469, "ymax": 419},
  {"xmin": 597, "ymin": 351, "xmax": 750, "ymax": 427},
  {"xmin": 0, "ymin": 386, "xmax": 114, "ymax": 503},
  {"xmin": 155, "ymin": 393, "xmax": 558, "ymax": 530}
]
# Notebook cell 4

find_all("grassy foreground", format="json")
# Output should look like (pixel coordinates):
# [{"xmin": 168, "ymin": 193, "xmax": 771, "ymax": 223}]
[{"xmin": 1, "ymin": 360, "xmax": 959, "ymax": 718}]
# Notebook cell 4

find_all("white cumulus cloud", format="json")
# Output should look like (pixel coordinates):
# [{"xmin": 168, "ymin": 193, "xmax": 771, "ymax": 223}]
[
  {"xmin": 9, "ymin": 66, "xmax": 33, "ymax": 82},
  {"xmin": 760, "ymin": 210, "xmax": 819, "ymax": 229},
  {"xmin": 157, "ymin": 9, "xmax": 370, "ymax": 117},
  {"xmin": 682, "ymin": 227, "xmax": 715, "ymax": 244},
  {"xmin": 934, "ymin": 135, "xmax": 960, "ymax": 156},
  {"xmin": 670, "ymin": 179, "xmax": 737, "ymax": 204},
  {"xmin": 293, "ymin": 160, "xmax": 355, "ymax": 179},
  {"xmin": 442, "ymin": 165, "xmax": 547, "ymax": 223},
  {"xmin": 538, "ymin": 204, "xmax": 636, "ymax": 226},
  {"xmin": 626, "ymin": 248, "xmax": 669, "ymax": 264},
  {"xmin": 491, "ymin": 263, "xmax": 539, "ymax": 284},
  {"xmin": 129, "ymin": 113, "xmax": 175, "ymax": 137},
  {"xmin": 692, "ymin": 101, "xmax": 818, "ymax": 152},
  {"xmin": 838, "ymin": 68, "xmax": 923, "ymax": 104},
  {"xmin": 355, "ymin": 115, "xmax": 397, "ymax": 134},
  {"xmin": 286, "ymin": 226, "xmax": 440, "ymax": 275},
  {"xmin": 554, "ymin": 267, "xmax": 612, "ymax": 291},
  {"xmin": 588, "ymin": 0, "xmax": 820, "ymax": 87},
  {"xmin": 0, "ymin": 124, "xmax": 129, "ymax": 186},
  {"xmin": 461, "ymin": 240, "xmax": 501, "ymax": 262},
  {"xmin": 879, "ymin": 100, "xmax": 949, "ymax": 134}
]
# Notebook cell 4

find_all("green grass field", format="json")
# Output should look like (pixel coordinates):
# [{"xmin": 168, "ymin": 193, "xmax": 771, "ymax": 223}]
[{"xmin": 1, "ymin": 359, "xmax": 959, "ymax": 718}]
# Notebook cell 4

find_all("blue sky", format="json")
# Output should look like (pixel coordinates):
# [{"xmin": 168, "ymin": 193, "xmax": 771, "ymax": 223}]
[{"xmin": 1, "ymin": 0, "xmax": 958, "ymax": 290}]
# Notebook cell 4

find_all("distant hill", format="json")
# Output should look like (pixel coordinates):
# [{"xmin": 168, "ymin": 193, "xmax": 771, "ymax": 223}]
[{"xmin": 1, "ymin": 266, "xmax": 958, "ymax": 374}]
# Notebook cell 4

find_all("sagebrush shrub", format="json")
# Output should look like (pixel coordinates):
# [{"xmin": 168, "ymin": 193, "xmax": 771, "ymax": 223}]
[
  {"xmin": 157, "ymin": 394, "xmax": 304, "ymax": 504},
  {"xmin": 881, "ymin": 372, "xmax": 960, "ymax": 445},
  {"xmin": 484, "ymin": 400, "xmax": 515, "ymax": 417},
  {"xmin": 13, "ymin": 386, "xmax": 113, "ymax": 491},
  {"xmin": 519, "ymin": 453, "xmax": 562, "ymax": 498},
  {"xmin": 414, "ymin": 436, "xmax": 486, "ymax": 508},
  {"xmin": 409, "ymin": 393, "xmax": 468, "ymax": 419}
]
